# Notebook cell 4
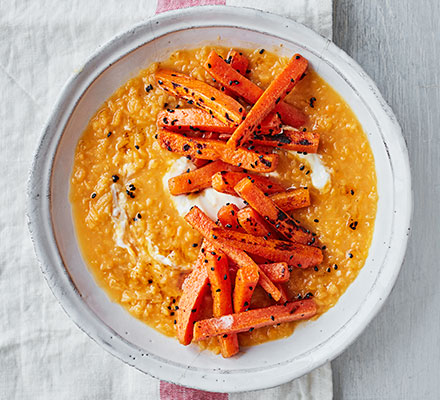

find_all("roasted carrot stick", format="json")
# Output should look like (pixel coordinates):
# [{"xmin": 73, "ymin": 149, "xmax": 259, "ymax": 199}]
[
  {"xmin": 229, "ymin": 260, "xmax": 289, "ymax": 284},
  {"xmin": 192, "ymin": 158, "xmax": 210, "ymax": 168},
  {"xmin": 220, "ymin": 210, "xmax": 284, "ymax": 296},
  {"xmin": 209, "ymin": 228, "xmax": 323, "ymax": 269},
  {"xmin": 224, "ymin": 50, "xmax": 249, "ymax": 98},
  {"xmin": 211, "ymin": 171, "xmax": 284, "ymax": 196},
  {"xmin": 203, "ymin": 243, "xmax": 239, "ymax": 357},
  {"xmin": 157, "ymin": 108, "xmax": 281, "ymax": 135},
  {"xmin": 226, "ymin": 54, "xmax": 308, "ymax": 148},
  {"xmin": 193, "ymin": 299, "xmax": 317, "ymax": 341},
  {"xmin": 184, "ymin": 206, "xmax": 260, "ymax": 311},
  {"xmin": 176, "ymin": 242, "xmax": 209, "ymax": 345},
  {"xmin": 259, "ymin": 262, "xmax": 290, "ymax": 283},
  {"xmin": 237, "ymin": 206, "xmax": 280, "ymax": 239},
  {"xmin": 204, "ymin": 51, "xmax": 307, "ymax": 128},
  {"xmin": 185, "ymin": 206, "xmax": 280, "ymax": 304},
  {"xmin": 219, "ymin": 128, "xmax": 320, "ymax": 153},
  {"xmin": 158, "ymin": 108, "xmax": 233, "ymax": 133},
  {"xmin": 226, "ymin": 50, "xmax": 249, "ymax": 75},
  {"xmin": 155, "ymin": 70, "xmax": 245, "ymax": 127},
  {"xmin": 266, "ymin": 188, "xmax": 310, "ymax": 211},
  {"xmin": 217, "ymin": 203, "xmax": 244, "ymax": 232},
  {"xmin": 158, "ymin": 129, "xmax": 278, "ymax": 173},
  {"xmin": 276, "ymin": 283, "xmax": 289, "ymax": 303},
  {"xmin": 168, "ymin": 160, "xmax": 241, "ymax": 195},
  {"xmin": 234, "ymin": 178, "xmax": 314, "ymax": 245}
]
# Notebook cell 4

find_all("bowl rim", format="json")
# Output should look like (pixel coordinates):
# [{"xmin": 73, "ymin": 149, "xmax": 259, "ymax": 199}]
[{"xmin": 26, "ymin": 5, "xmax": 412, "ymax": 392}]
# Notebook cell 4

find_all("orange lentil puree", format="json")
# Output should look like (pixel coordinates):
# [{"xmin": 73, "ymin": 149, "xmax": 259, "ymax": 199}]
[{"xmin": 70, "ymin": 46, "xmax": 377, "ymax": 353}]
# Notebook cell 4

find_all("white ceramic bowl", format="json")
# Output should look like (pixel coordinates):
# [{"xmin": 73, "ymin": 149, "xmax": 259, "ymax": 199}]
[{"xmin": 27, "ymin": 6, "xmax": 412, "ymax": 393}]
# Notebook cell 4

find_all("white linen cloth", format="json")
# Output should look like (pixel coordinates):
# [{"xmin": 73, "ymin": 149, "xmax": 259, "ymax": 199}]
[{"xmin": 0, "ymin": 0, "xmax": 332, "ymax": 398}]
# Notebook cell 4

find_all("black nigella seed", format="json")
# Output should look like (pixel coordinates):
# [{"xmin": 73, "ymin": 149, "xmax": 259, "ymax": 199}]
[
  {"xmin": 137, "ymin": 213, "xmax": 141, "ymax": 219},
  {"xmin": 314, "ymin": 266, "xmax": 319, "ymax": 271},
  {"xmin": 349, "ymin": 221, "xmax": 358, "ymax": 230},
  {"xmin": 91, "ymin": 193, "xmax": 96, "ymax": 199},
  {"xmin": 107, "ymin": 132, "xmax": 112, "ymax": 137},
  {"xmin": 259, "ymin": 49, "xmax": 265, "ymax": 54},
  {"xmin": 348, "ymin": 253, "xmax": 353, "ymax": 258},
  {"xmin": 192, "ymin": 243, "xmax": 198, "ymax": 248},
  {"xmin": 112, "ymin": 175, "xmax": 119, "ymax": 182},
  {"xmin": 148, "ymin": 279, "xmax": 153, "ymax": 284}
]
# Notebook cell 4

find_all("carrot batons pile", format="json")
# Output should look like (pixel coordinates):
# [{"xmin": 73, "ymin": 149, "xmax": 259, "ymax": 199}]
[{"xmin": 155, "ymin": 50, "xmax": 324, "ymax": 357}]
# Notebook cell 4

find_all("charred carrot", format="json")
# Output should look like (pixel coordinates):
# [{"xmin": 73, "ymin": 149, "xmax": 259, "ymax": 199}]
[
  {"xmin": 266, "ymin": 188, "xmax": 310, "ymax": 211},
  {"xmin": 234, "ymin": 178, "xmax": 314, "ymax": 245},
  {"xmin": 259, "ymin": 262, "xmax": 290, "ymax": 283},
  {"xmin": 219, "ymin": 207, "xmax": 282, "ymax": 299},
  {"xmin": 224, "ymin": 50, "xmax": 249, "ymax": 98},
  {"xmin": 209, "ymin": 228, "xmax": 323, "ymax": 269},
  {"xmin": 158, "ymin": 108, "xmax": 232, "ymax": 133},
  {"xmin": 157, "ymin": 108, "xmax": 281, "ymax": 135},
  {"xmin": 168, "ymin": 160, "xmax": 241, "ymax": 195},
  {"xmin": 203, "ymin": 243, "xmax": 239, "ymax": 357},
  {"xmin": 276, "ymin": 284, "xmax": 289, "ymax": 303},
  {"xmin": 226, "ymin": 50, "xmax": 249, "ymax": 75},
  {"xmin": 158, "ymin": 130, "xmax": 278, "ymax": 173},
  {"xmin": 155, "ymin": 70, "xmax": 245, "ymax": 127},
  {"xmin": 176, "ymin": 243, "xmax": 209, "ymax": 345},
  {"xmin": 237, "ymin": 207, "xmax": 280, "ymax": 239},
  {"xmin": 204, "ymin": 51, "xmax": 307, "ymax": 128},
  {"xmin": 193, "ymin": 299, "xmax": 317, "ymax": 341},
  {"xmin": 219, "ymin": 128, "xmax": 320, "ymax": 153},
  {"xmin": 217, "ymin": 203, "xmax": 244, "ymax": 232},
  {"xmin": 185, "ymin": 206, "xmax": 280, "ymax": 303},
  {"xmin": 184, "ymin": 207, "xmax": 260, "ymax": 311},
  {"xmin": 192, "ymin": 158, "xmax": 210, "ymax": 168},
  {"xmin": 211, "ymin": 171, "xmax": 284, "ymax": 196},
  {"xmin": 226, "ymin": 54, "xmax": 308, "ymax": 148},
  {"xmin": 233, "ymin": 266, "xmax": 258, "ymax": 312}
]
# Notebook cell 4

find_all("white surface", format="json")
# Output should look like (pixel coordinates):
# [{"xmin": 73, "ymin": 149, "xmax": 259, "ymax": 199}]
[{"xmin": 0, "ymin": 1, "xmax": 337, "ymax": 398}]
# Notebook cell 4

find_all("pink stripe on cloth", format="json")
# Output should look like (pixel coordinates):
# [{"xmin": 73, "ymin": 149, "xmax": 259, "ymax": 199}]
[
  {"xmin": 160, "ymin": 381, "xmax": 228, "ymax": 399},
  {"xmin": 156, "ymin": 1, "xmax": 226, "ymax": 398},
  {"xmin": 156, "ymin": 0, "xmax": 225, "ymax": 14}
]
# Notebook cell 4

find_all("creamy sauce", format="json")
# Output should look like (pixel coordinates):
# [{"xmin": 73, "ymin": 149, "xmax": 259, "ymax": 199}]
[{"xmin": 294, "ymin": 153, "xmax": 331, "ymax": 191}]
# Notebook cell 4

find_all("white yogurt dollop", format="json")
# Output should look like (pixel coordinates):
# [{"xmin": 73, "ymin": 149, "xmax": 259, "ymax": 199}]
[
  {"xmin": 294, "ymin": 153, "xmax": 331, "ymax": 191},
  {"xmin": 163, "ymin": 157, "xmax": 245, "ymax": 220}
]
